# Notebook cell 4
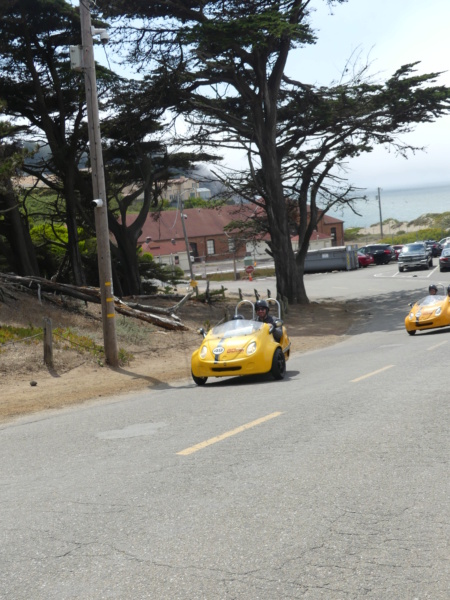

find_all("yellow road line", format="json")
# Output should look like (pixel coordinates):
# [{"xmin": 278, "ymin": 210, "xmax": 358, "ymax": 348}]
[
  {"xmin": 177, "ymin": 411, "xmax": 283, "ymax": 456},
  {"xmin": 427, "ymin": 340, "xmax": 447, "ymax": 351},
  {"xmin": 351, "ymin": 364, "xmax": 395, "ymax": 383}
]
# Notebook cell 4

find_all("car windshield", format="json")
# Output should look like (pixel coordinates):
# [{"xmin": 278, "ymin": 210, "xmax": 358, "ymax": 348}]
[
  {"xmin": 209, "ymin": 319, "xmax": 264, "ymax": 339},
  {"xmin": 416, "ymin": 295, "xmax": 446, "ymax": 306},
  {"xmin": 403, "ymin": 244, "xmax": 425, "ymax": 253}
]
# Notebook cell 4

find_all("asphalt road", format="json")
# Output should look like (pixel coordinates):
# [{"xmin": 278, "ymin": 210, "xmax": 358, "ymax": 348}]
[{"xmin": 1, "ymin": 262, "xmax": 449, "ymax": 599}]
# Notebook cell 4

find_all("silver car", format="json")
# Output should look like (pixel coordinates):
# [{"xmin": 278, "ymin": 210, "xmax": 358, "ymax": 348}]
[
  {"xmin": 398, "ymin": 242, "xmax": 433, "ymax": 272},
  {"xmin": 439, "ymin": 248, "xmax": 450, "ymax": 272}
]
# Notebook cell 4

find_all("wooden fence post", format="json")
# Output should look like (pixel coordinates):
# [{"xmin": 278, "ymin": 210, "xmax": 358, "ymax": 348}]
[{"xmin": 43, "ymin": 317, "xmax": 53, "ymax": 368}]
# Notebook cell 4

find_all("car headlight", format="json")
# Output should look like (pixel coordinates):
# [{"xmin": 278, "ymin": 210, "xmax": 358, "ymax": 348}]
[
  {"xmin": 435, "ymin": 307, "xmax": 442, "ymax": 316},
  {"xmin": 409, "ymin": 313, "xmax": 415, "ymax": 320},
  {"xmin": 415, "ymin": 311, "xmax": 421, "ymax": 318},
  {"xmin": 200, "ymin": 346, "xmax": 208, "ymax": 359},
  {"xmin": 246, "ymin": 341, "xmax": 257, "ymax": 356}
]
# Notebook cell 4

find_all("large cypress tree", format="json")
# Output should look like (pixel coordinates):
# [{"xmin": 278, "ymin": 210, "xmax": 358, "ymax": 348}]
[{"xmin": 102, "ymin": 0, "xmax": 450, "ymax": 303}]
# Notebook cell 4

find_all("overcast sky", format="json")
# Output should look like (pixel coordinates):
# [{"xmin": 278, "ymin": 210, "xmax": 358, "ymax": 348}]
[
  {"xmin": 220, "ymin": 0, "xmax": 450, "ymax": 191},
  {"xmin": 295, "ymin": 0, "xmax": 450, "ymax": 190},
  {"xmin": 95, "ymin": 0, "xmax": 450, "ymax": 191}
]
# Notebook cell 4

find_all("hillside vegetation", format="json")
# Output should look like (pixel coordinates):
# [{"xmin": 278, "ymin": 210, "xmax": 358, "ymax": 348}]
[{"xmin": 344, "ymin": 212, "xmax": 450, "ymax": 245}]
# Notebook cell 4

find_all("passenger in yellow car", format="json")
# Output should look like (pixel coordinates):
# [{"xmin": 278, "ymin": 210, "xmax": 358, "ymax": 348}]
[{"xmin": 428, "ymin": 284, "xmax": 438, "ymax": 295}]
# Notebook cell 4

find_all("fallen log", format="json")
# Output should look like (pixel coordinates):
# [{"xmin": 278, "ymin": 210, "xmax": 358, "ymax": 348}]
[
  {"xmin": 114, "ymin": 301, "xmax": 188, "ymax": 330},
  {"xmin": 0, "ymin": 273, "xmax": 188, "ymax": 331},
  {"xmin": 120, "ymin": 291, "xmax": 193, "ymax": 318}
]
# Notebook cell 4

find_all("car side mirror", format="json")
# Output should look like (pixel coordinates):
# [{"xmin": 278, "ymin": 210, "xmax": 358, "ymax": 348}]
[
  {"xmin": 198, "ymin": 327, "xmax": 206, "ymax": 338},
  {"xmin": 274, "ymin": 319, "xmax": 283, "ymax": 327}
]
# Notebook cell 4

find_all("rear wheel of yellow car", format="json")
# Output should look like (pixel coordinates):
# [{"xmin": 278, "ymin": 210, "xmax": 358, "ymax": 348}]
[
  {"xmin": 192, "ymin": 372, "xmax": 208, "ymax": 385},
  {"xmin": 271, "ymin": 348, "xmax": 286, "ymax": 380},
  {"xmin": 407, "ymin": 330, "xmax": 416, "ymax": 336}
]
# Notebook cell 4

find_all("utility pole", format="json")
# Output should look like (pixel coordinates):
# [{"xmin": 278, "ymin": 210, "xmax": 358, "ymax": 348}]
[
  {"xmin": 180, "ymin": 200, "xmax": 198, "ymax": 296},
  {"xmin": 79, "ymin": 2, "xmax": 119, "ymax": 366},
  {"xmin": 377, "ymin": 187, "xmax": 384, "ymax": 239}
]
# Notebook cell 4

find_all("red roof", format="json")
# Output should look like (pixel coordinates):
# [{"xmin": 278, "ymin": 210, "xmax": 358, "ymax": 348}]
[
  {"xmin": 132, "ymin": 205, "xmax": 257, "ymax": 244},
  {"xmin": 128, "ymin": 203, "xmax": 342, "ymax": 246}
]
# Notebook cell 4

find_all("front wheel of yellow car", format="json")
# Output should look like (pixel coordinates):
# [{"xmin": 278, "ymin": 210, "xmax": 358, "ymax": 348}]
[
  {"xmin": 407, "ymin": 330, "xmax": 416, "ymax": 336},
  {"xmin": 192, "ymin": 372, "xmax": 208, "ymax": 386},
  {"xmin": 271, "ymin": 348, "xmax": 286, "ymax": 380}
]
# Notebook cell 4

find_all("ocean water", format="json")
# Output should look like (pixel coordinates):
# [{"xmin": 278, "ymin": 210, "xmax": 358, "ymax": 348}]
[{"xmin": 327, "ymin": 184, "xmax": 450, "ymax": 229}]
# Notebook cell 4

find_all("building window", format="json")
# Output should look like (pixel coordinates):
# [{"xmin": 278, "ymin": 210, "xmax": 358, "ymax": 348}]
[{"xmin": 206, "ymin": 239, "xmax": 215, "ymax": 255}]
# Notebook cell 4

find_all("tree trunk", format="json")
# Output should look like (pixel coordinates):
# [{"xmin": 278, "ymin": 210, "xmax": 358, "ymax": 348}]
[
  {"xmin": 64, "ymin": 177, "xmax": 86, "ymax": 287},
  {"xmin": 110, "ymin": 223, "xmax": 142, "ymax": 296},
  {"xmin": 257, "ymin": 140, "xmax": 306, "ymax": 304},
  {"xmin": 0, "ymin": 179, "xmax": 40, "ymax": 276},
  {"xmin": 108, "ymin": 186, "xmax": 154, "ymax": 297}
]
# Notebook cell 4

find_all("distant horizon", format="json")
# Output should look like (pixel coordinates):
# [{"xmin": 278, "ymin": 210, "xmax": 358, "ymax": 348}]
[
  {"xmin": 353, "ymin": 181, "xmax": 450, "ymax": 194},
  {"xmin": 327, "ymin": 183, "xmax": 450, "ymax": 228}
]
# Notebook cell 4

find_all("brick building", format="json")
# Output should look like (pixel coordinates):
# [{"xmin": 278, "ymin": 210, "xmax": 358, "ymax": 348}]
[{"xmin": 127, "ymin": 204, "xmax": 344, "ymax": 264}]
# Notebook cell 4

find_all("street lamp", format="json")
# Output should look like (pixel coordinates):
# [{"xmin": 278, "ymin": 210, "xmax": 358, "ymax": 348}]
[
  {"xmin": 179, "ymin": 200, "xmax": 198, "ymax": 295},
  {"xmin": 225, "ymin": 231, "xmax": 238, "ymax": 280}
]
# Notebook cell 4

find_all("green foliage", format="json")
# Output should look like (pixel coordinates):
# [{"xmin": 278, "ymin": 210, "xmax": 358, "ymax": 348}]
[
  {"xmin": 343, "ymin": 227, "xmax": 364, "ymax": 241},
  {"xmin": 19, "ymin": 189, "xmax": 64, "ymax": 224},
  {"xmin": 380, "ymin": 227, "xmax": 447, "ymax": 245},
  {"xmin": 138, "ymin": 252, "xmax": 186, "ymax": 293},
  {"xmin": 0, "ymin": 325, "xmax": 41, "ymax": 347},
  {"xmin": 160, "ymin": 264, "xmax": 186, "ymax": 285},
  {"xmin": 0, "ymin": 324, "xmax": 132, "ymax": 366},
  {"xmin": 347, "ymin": 213, "xmax": 450, "ymax": 246},
  {"xmin": 29, "ymin": 222, "xmax": 97, "ymax": 280},
  {"xmin": 149, "ymin": 199, "xmax": 172, "ymax": 212},
  {"xmin": 53, "ymin": 327, "xmax": 133, "ymax": 366},
  {"xmin": 187, "ymin": 9, "xmax": 315, "ymax": 51},
  {"xmin": 183, "ymin": 197, "xmax": 226, "ymax": 209},
  {"xmin": 115, "ymin": 316, "xmax": 154, "ymax": 344}
]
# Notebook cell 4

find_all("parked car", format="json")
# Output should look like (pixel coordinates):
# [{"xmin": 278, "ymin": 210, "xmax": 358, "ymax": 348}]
[
  {"xmin": 358, "ymin": 244, "xmax": 395, "ymax": 265},
  {"xmin": 439, "ymin": 236, "xmax": 450, "ymax": 246},
  {"xmin": 405, "ymin": 292, "xmax": 450, "ymax": 335},
  {"xmin": 357, "ymin": 250, "xmax": 374, "ymax": 268},
  {"xmin": 424, "ymin": 239, "xmax": 442, "ymax": 257},
  {"xmin": 392, "ymin": 244, "xmax": 404, "ymax": 260},
  {"xmin": 439, "ymin": 248, "xmax": 450, "ymax": 272},
  {"xmin": 398, "ymin": 242, "xmax": 433, "ymax": 272}
]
